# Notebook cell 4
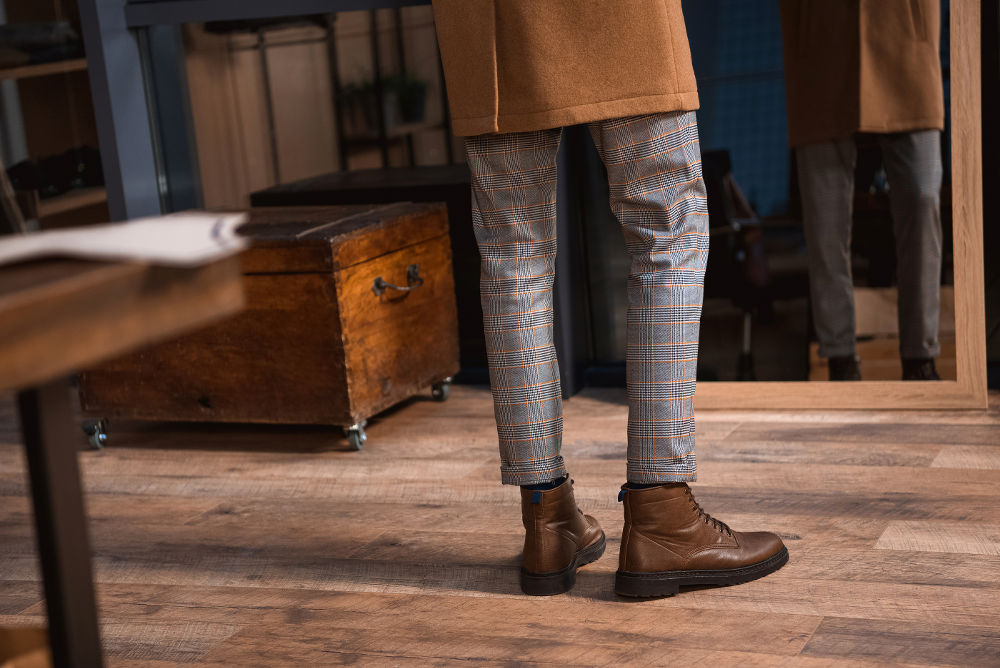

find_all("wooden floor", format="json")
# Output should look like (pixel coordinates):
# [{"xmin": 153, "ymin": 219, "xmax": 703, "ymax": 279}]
[{"xmin": 2, "ymin": 386, "xmax": 999, "ymax": 666}]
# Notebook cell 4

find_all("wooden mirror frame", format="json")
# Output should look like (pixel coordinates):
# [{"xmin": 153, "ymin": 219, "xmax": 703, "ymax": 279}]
[{"xmin": 696, "ymin": 1, "xmax": 988, "ymax": 410}]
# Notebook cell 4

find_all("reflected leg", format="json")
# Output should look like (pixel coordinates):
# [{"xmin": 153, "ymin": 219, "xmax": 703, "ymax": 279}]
[
  {"xmin": 879, "ymin": 130, "xmax": 943, "ymax": 361},
  {"xmin": 796, "ymin": 138, "xmax": 858, "ymax": 359}
]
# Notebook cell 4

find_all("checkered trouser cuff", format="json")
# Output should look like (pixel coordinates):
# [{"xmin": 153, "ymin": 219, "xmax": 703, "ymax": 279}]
[{"xmin": 465, "ymin": 111, "xmax": 708, "ymax": 485}]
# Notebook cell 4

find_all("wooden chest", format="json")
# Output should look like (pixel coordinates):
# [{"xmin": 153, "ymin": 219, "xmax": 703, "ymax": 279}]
[
  {"xmin": 250, "ymin": 165, "xmax": 487, "ymax": 380},
  {"xmin": 79, "ymin": 203, "xmax": 460, "ymax": 447}
]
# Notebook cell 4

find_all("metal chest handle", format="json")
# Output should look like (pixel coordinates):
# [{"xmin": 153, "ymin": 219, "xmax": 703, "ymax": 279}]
[{"xmin": 372, "ymin": 264, "xmax": 424, "ymax": 296}]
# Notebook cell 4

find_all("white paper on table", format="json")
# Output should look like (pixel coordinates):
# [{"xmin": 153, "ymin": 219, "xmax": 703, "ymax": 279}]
[{"xmin": 0, "ymin": 212, "xmax": 249, "ymax": 268}]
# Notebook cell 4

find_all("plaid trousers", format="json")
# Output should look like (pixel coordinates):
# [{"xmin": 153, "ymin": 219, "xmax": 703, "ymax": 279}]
[{"xmin": 465, "ymin": 111, "xmax": 709, "ymax": 485}]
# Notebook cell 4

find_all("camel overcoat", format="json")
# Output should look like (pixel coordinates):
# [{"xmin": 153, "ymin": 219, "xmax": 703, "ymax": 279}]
[
  {"xmin": 431, "ymin": 0, "xmax": 699, "ymax": 136},
  {"xmin": 780, "ymin": 0, "xmax": 945, "ymax": 148}
]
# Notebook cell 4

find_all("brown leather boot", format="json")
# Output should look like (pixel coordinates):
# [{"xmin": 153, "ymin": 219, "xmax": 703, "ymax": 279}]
[
  {"xmin": 520, "ymin": 477, "xmax": 605, "ymax": 595},
  {"xmin": 615, "ymin": 483, "xmax": 788, "ymax": 597}
]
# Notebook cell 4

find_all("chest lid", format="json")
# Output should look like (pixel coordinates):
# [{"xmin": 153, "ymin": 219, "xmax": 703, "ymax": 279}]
[{"xmin": 235, "ymin": 203, "xmax": 449, "ymax": 274}]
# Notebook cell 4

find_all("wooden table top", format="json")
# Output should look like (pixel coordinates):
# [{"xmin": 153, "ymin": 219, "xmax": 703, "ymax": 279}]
[{"xmin": 0, "ymin": 257, "xmax": 244, "ymax": 392}]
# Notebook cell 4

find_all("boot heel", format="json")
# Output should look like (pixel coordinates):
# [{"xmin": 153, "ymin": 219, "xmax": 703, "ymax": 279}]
[
  {"xmin": 615, "ymin": 572, "xmax": 680, "ymax": 598},
  {"xmin": 520, "ymin": 565, "xmax": 577, "ymax": 596},
  {"xmin": 521, "ymin": 534, "xmax": 606, "ymax": 596}
]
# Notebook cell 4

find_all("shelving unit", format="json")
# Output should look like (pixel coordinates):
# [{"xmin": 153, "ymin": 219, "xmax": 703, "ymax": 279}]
[
  {"xmin": 35, "ymin": 185, "xmax": 107, "ymax": 217},
  {"xmin": 326, "ymin": 8, "xmax": 452, "ymax": 170},
  {"xmin": 1, "ymin": 0, "xmax": 107, "ymax": 228},
  {"xmin": 0, "ymin": 56, "xmax": 87, "ymax": 81}
]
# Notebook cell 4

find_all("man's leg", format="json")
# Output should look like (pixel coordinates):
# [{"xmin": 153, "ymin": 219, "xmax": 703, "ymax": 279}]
[
  {"xmin": 465, "ymin": 129, "xmax": 604, "ymax": 595},
  {"xmin": 588, "ymin": 112, "xmax": 787, "ymax": 598},
  {"xmin": 796, "ymin": 138, "xmax": 860, "ymax": 378},
  {"xmin": 465, "ymin": 129, "xmax": 566, "ymax": 485},
  {"xmin": 878, "ymin": 130, "xmax": 943, "ymax": 379},
  {"xmin": 587, "ymin": 112, "xmax": 708, "ymax": 483}
]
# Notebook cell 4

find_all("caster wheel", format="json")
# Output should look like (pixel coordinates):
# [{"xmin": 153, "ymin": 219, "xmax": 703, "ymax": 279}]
[
  {"xmin": 82, "ymin": 419, "xmax": 107, "ymax": 449},
  {"xmin": 431, "ymin": 377, "xmax": 453, "ymax": 402},
  {"xmin": 345, "ymin": 421, "xmax": 367, "ymax": 451}
]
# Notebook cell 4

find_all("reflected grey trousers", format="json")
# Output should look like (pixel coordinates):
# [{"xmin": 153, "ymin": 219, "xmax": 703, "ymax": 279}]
[
  {"xmin": 796, "ymin": 130, "xmax": 943, "ymax": 359},
  {"xmin": 465, "ymin": 111, "xmax": 709, "ymax": 486}
]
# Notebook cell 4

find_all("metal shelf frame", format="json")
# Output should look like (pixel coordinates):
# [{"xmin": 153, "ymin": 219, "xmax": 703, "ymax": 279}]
[
  {"xmin": 76, "ymin": 0, "xmax": 425, "ymax": 221},
  {"xmin": 123, "ymin": 0, "xmax": 427, "ymax": 27}
]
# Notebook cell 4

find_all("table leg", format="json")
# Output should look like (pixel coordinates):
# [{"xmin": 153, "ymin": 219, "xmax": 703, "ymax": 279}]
[{"xmin": 18, "ymin": 379, "xmax": 103, "ymax": 668}]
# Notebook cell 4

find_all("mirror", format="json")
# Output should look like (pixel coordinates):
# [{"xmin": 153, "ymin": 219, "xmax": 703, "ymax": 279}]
[{"xmin": 582, "ymin": 0, "xmax": 964, "ymax": 386}]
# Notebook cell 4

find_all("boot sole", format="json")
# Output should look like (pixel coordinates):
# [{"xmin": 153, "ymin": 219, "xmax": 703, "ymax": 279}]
[
  {"xmin": 520, "ymin": 532, "xmax": 607, "ymax": 596},
  {"xmin": 615, "ymin": 545, "xmax": 789, "ymax": 598}
]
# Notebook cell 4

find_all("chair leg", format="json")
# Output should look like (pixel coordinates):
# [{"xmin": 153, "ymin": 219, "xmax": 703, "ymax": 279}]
[{"xmin": 737, "ymin": 311, "xmax": 757, "ymax": 381}]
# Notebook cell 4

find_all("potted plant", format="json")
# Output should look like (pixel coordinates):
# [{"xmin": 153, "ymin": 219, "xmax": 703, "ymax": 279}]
[
  {"xmin": 383, "ymin": 73, "xmax": 428, "ymax": 124},
  {"xmin": 339, "ymin": 73, "xmax": 428, "ymax": 136}
]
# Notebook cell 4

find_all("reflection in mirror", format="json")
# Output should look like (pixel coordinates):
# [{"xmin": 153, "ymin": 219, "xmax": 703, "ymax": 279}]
[
  {"xmin": 581, "ymin": 0, "xmax": 956, "ymax": 382},
  {"xmin": 781, "ymin": 0, "xmax": 948, "ymax": 382}
]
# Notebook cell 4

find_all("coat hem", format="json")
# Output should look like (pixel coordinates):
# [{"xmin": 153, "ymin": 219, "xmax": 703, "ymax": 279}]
[
  {"xmin": 790, "ymin": 116, "xmax": 945, "ymax": 148},
  {"xmin": 450, "ymin": 92, "xmax": 700, "ymax": 137}
]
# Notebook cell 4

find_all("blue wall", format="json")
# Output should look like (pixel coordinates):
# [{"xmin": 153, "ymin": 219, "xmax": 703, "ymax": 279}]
[
  {"xmin": 682, "ymin": 0, "xmax": 950, "ymax": 217},
  {"xmin": 683, "ymin": 0, "xmax": 789, "ymax": 217}
]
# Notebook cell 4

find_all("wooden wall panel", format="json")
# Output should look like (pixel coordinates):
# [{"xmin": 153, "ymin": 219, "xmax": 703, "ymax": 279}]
[
  {"xmin": 265, "ymin": 35, "xmax": 338, "ymax": 183},
  {"xmin": 226, "ymin": 38, "xmax": 278, "ymax": 200},
  {"xmin": 184, "ymin": 25, "xmax": 260, "ymax": 209}
]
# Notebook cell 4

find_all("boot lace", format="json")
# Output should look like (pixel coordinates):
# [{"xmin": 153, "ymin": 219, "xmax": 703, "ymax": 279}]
[{"xmin": 684, "ymin": 486, "xmax": 733, "ymax": 536}]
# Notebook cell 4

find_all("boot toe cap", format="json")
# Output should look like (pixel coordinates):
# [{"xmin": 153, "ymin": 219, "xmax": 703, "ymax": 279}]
[{"xmin": 741, "ymin": 531, "xmax": 786, "ymax": 562}]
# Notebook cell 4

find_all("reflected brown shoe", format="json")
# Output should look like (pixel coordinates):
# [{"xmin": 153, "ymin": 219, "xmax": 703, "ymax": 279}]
[
  {"xmin": 828, "ymin": 355, "xmax": 862, "ymax": 381},
  {"xmin": 615, "ymin": 483, "xmax": 788, "ymax": 598},
  {"xmin": 902, "ymin": 357, "xmax": 941, "ymax": 380},
  {"xmin": 520, "ymin": 477, "xmax": 606, "ymax": 596}
]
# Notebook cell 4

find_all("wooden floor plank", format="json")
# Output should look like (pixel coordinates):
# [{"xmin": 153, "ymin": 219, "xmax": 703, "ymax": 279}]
[
  {"xmin": 6, "ymin": 478, "xmax": 999, "ymax": 530},
  {"xmin": 931, "ymin": 445, "xmax": 1000, "ymax": 469},
  {"xmin": 726, "ymin": 421, "xmax": 999, "ymax": 446},
  {"xmin": 100, "ymin": 621, "xmax": 242, "ymax": 665},
  {"xmin": 6, "ymin": 458, "xmax": 999, "ymax": 503},
  {"xmin": 0, "ymin": 580, "xmax": 41, "ymax": 615},
  {"xmin": 5, "ymin": 503, "xmax": 1000, "ymax": 593},
  {"xmin": 4, "ymin": 540, "xmax": 996, "ymax": 629},
  {"xmin": 195, "ymin": 604, "xmax": 820, "ymax": 666},
  {"xmin": 875, "ymin": 521, "xmax": 1000, "ymax": 556},
  {"xmin": 800, "ymin": 617, "xmax": 1000, "ymax": 666}
]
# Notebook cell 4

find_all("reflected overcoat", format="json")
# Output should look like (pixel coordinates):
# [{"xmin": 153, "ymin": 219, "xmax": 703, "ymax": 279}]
[
  {"xmin": 780, "ymin": 0, "xmax": 945, "ymax": 148},
  {"xmin": 431, "ymin": 0, "xmax": 700, "ymax": 136}
]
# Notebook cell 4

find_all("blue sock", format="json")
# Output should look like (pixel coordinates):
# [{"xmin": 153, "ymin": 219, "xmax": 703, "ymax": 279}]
[
  {"xmin": 627, "ymin": 481, "xmax": 684, "ymax": 489},
  {"xmin": 521, "ymin": 475, "xmax": 567, "ymax": 491}
]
